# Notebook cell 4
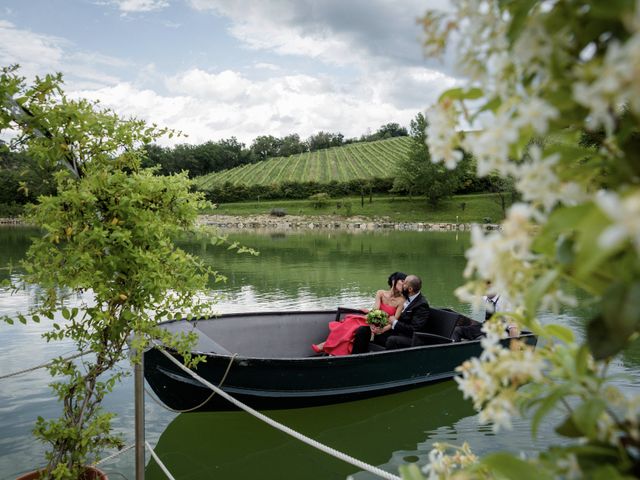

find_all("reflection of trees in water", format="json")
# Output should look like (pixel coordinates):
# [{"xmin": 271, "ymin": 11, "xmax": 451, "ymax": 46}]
[
  {"xmin": 146, "ymin": 381, "xmax": 474, "ymax": 480},
  {"xmin": 621, "ymin": 339, "xmax": 640, "ymax": 372},
  {"xmin": 177, "ymin": 230, "xmax": 472, "ymax": 310},
  {"xmin": 0, "ymin": 227, "xmax": 40, "ymax": 281},
  {"xmin": 0, "ymin": 228, "xmax": 89, "ymax": 313}
]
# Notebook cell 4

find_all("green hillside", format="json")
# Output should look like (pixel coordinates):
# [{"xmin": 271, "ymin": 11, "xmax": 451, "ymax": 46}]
[{"xmin": 195, "ymin": 136, "xmax": 411, "ymax": 188}]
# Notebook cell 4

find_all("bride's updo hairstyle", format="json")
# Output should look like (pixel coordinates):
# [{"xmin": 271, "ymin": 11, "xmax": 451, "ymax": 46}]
[{"xmin": 387, "ymin": 271, "xmax": 407, "ymax": 289}]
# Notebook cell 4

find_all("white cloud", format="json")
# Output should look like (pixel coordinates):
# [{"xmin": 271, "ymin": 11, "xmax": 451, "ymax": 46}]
[
  {"xmin": 166, "ymin": 69, "xmax": 252, "ymax": 101},
  {"xmin": 108, "ymin": 0, "xmax": 170, "ymax": 13},
  {"xmin": 77, "ymin": 64, "xmax": 450, "ymax": 146},
  {"xmin": 186, "ymin": 0, "xmax": 449, "ymax": 70},
  {"xmin": 253, "ymin": 62, "xmax": 281, "ymax": 71},
  {"xmin": 0, "ymin": 20, "xmax": 126, "ymax": 90},
  {"xmin": 0, "ymin": 20, "xmax": 66, "ymax": 75}
]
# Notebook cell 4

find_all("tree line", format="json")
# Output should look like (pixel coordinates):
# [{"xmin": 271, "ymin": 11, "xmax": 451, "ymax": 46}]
[{"xmin": 0, "ymin": 115, "xmax": 515, "ymax": 217}]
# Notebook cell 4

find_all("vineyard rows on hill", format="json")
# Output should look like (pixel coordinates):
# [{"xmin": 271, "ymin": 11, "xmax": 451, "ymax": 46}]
[{"xmin": 195, "ymin": 136, "xmax": 412, "ymax": 188}]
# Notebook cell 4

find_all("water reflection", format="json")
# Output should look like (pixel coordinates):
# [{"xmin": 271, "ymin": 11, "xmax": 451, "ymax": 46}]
[
  {"xmin": 146, "ymin": 382, "xmax": 474, "ymax": 480},
  {"xmin": 178, "ymin": 229, "xmax": 474, "ymax": 316}
]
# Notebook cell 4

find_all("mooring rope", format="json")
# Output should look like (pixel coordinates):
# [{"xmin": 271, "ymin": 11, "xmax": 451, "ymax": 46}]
[
  {"xmin": 145, "ymin": 441, "xmax": 176, "ymax": 480},
  {"xmin": 94, "ymin": 443, "xmax": 135, "ymax": 466},
  {"xmin": 155, "ymin": 345, "xmax": 402, "ymax": 480},
  {"xmin": 144, "ymin": 352, "xmax": 238, "ymax": 413},
  {"xmin": 0, "ymin": 350, "xmax": 90, "ymax": 380}
]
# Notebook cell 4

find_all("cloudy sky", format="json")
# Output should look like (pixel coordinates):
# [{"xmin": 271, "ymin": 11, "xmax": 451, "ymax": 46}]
[{"xmin": 1, "ymin": 0, "xmax": 457, "ymax": 146}]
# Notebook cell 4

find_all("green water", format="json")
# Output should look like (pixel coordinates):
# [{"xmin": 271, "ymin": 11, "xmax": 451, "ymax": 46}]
[{"xmin": 1, "ymin": 226, "xmax": 639, "ymax": 479}]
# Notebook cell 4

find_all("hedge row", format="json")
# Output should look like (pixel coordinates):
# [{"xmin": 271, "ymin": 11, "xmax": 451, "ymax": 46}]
[
  {"xmin": 200, "ymin": 173, "xmax": 504, "ymax": 203},
  {"xmin": 201, "ymin": 178, "xmax": 395, "ymax": 203}
]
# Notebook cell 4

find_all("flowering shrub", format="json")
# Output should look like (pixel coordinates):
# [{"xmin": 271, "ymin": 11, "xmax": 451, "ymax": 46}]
[
  {"xmin": 399, "ymin": 1, "xmax": 640, "ymax": 478},
  {"xmin": 366, "ymin": 309, "xmax": 390, "ymax": 327}
]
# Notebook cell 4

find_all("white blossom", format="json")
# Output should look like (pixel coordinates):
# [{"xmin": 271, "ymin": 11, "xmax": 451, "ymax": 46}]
[
  {"xmin": 516, "ymin": 148, "xmax": 561, "ymax": 212},
  {"xmin": 513, "ymin": 20, "xmax": 554, "ymax": 72},
  {"xmin": 556, "ymin": 454, "xmax": 583, "ymax": 479},
  {"xmin": 515, "ymin": 98, "xmax": 558, "ymax": 134},
  {"xmin": 465, "ymin": 112, "xmax": 519, "ymax": 177},
  {"xmin": 596, "ymin": 191, "xmax": 640, "ymax": 254},
  {"xmin": 478, "ymin": 396, "xmax": 516, "ymax": 432},
  {"xmin": 426, "ymin": 101, "xmax": 464, "ymax": 169},
  {"xmin": 573, "ymin": 34, "xmax": 640, "ymax": 131}
]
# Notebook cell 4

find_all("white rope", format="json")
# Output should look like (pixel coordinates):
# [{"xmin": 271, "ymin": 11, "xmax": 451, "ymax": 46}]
[
  {"xmin": 156, "ymin": 346, "xmax": 401, "ymax": 480},
  {"xmin": 95, "ymin": 443, "xmax": 135, "ymax": 466},
  {"xmin": 0, "ymin": 351, "xmax": 89, "ymax": 380},
  {"xmin": 145, "ymin": 441, "xmax": 176, "ymax": 480}
]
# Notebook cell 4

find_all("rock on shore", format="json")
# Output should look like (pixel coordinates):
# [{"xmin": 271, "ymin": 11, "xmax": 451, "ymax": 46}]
[{"xmin": 1, "ymin": 215, "xmax": 499, "ymax": 231}]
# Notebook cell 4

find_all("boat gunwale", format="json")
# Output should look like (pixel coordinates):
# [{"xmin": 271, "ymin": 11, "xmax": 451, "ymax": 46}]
[{"xmin": 156, "ymin": 310, "xmax": 536, "ymax": 362}]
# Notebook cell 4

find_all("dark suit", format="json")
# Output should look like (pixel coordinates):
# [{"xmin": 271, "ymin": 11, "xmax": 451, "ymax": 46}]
[{"xmin": 352, "ymin": 293, "xmax": 430, "ymax": 353}]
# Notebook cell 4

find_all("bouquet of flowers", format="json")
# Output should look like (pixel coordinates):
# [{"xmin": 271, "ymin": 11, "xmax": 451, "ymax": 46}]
[{"xmin": 366, "ymin": 309, "xmax": 389, "ymax": 327}]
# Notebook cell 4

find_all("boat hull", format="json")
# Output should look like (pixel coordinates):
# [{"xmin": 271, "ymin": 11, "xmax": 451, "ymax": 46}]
[{"xmin": 144, "ymin": 323, "xmax": 537, "ymax": 411}]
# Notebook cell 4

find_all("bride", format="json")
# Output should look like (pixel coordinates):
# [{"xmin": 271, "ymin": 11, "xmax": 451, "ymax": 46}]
[{"xmin": 312, "ymin": 272, "xmax": 407, "ymax": 356}]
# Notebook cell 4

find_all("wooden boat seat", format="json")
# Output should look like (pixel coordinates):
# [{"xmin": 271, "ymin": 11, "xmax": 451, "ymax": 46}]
[{"xmin": 411, "ymin": 308, "xmax": 459, "ymax": 347}]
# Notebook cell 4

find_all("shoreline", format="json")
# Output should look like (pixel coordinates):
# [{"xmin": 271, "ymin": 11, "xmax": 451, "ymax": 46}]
[
  {"xmin": 197, "ymin": 214, "xmax": 499, "ymax": 231},
  {"xmin": 1, "ymin": 214, "xmax": 500, "ymax": 231}
]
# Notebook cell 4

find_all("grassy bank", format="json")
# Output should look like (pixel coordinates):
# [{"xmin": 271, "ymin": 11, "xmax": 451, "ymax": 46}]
[{"xmin": 204, "ymin": 193, "xmax": 511, "ymax": 223}]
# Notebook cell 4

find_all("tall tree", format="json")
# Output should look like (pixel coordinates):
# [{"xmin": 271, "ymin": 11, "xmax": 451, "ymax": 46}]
[
  {"xmin": 373, "ymin": 122, "xmax": 408, "ymax": 140},
  {"xmin": 1, "ymin": 65, "xmax": 219, "ymax": 479},
  {"xmin": 279, "ymin": 133, "xmax": 306, "ymax": 157},
  {"xmin": 393, "ymin": 112, "xmax": 464, "ymax": 206},
  {"xmin": 250, "ymin": 135, "xmax": 281, "ymax": 160}
]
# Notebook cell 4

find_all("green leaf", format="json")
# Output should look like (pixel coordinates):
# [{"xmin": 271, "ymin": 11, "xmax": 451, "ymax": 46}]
[
  {"xmin": 555, "ymin": 415, "xmax": 584, "ymax": 438},
  {"xmin": 543, "ymin": 324, "xmax": 574, "ymax": 344},
  {"xmin": 555, "ymin": 235, "xmax": 575, "ymax": 266},
  {"xmin": 5, "ymin": 317, "xmax": 14, "ymax": 325},
  {"xmin": 505, "ymin": 0, "xmax": 537, "ymax": 43},
  {"xmin": 438, "ymin": 87, "xmax": 484, "ymax": 102},
  {"xmin": 588, "ymin": 281, "xmax": 640, "ymax": 359},
  {"xmin": 531, "ymin": 385, "xmax": 570, "ymax": 437},
  {"xmin": 18, "ymin": 314, "xmax": 27, "ymax": 324},
  {"xmin": 575, "ymin": 344, "xmax": 590, "ymax": 376},
  {"xmin": 602, "ymin": 281, "xmax": 640, "ymax": 339},
  {"xmin": 590, "ymin": 0, "xmax": 635, "ymax": 19},
  {"xmin": 532, "ymin": 204, "xmax": 591, "ymax": 256},
  {"xmin": 574, "ymin": 208, "xmax": 618, "ymax": 280},
  {"xmin": 62, "ymin": 308, "xmax": 70, "ymax": 320},
  {"xmin": 572, "ymin": 398, "xmax": 606, "ymax": 438},
  {"xmin": 32, "ymin": 314, "xmax": 41, "ymax": 323},
  {"xmin": 482, "ymin": 453, "xmax": 552, "ymax": 480},
  {"xmin": 525, "ymin": 270, "xmax": 559, "ymax": 319},
  {"xmin": 587, "ymin": 314, "xmax": 629, "ymax": 360}
]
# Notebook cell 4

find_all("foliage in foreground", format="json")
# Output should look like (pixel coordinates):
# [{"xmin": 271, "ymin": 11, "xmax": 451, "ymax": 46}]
[
  {"xmin": 404, "ymin": 0, "xmax": 640, "ymax": 478},
  {"xmin": 0, "ymin": 65, "xmax": 225, "ymax": 479}
]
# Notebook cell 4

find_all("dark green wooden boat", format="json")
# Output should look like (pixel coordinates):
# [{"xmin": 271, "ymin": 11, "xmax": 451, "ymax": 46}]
[{"xmin": 144, "ymin": 308, "xmax": 537, "ymax": 411}]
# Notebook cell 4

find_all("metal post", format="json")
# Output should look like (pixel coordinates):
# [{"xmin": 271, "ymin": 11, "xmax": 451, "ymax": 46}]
[{"xmin": 134, "ymin": 356, "xmax": 145, "ymax": 480}]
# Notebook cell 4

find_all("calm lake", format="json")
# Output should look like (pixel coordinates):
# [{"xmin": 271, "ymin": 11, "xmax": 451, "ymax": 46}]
[{"xmin": 1, "ymin": 226, "xmax": 640, "ymax": 479}]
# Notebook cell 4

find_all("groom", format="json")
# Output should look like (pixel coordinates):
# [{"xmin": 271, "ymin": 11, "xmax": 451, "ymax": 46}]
[{"xmin": 351, "ymin": 274, "xmax": 430, "ymax": 353}]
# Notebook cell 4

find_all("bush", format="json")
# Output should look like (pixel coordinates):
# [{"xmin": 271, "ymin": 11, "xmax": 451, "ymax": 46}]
[
  {"xmin": 202, "ymin": 177, "xmax": 393, "ymax": 203},
  {"xmin": 270, "ymin": 208, "xmax": 286, "ymax": 217},
  {"xmin": 309, "ymin": 192, "xmax": 330, "ymax": 209}
]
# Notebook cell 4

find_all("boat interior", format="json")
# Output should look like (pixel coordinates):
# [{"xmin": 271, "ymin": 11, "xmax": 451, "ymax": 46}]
[{"xmin": 159, "ymin": 307, "xmax": 464, "ymax": 359}]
